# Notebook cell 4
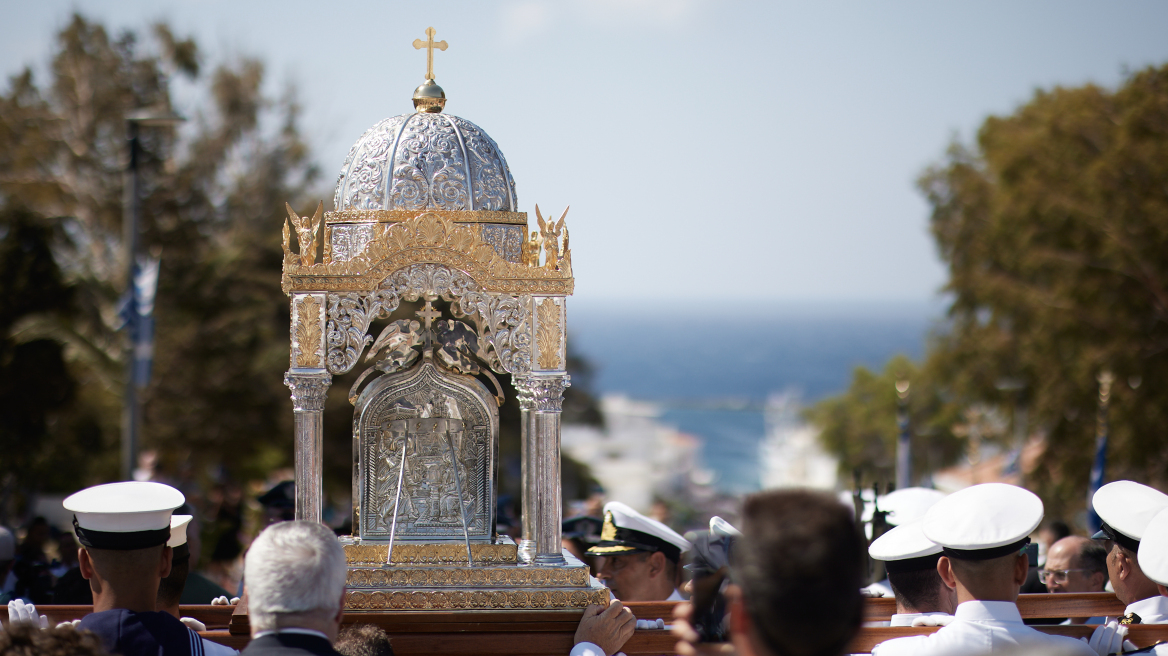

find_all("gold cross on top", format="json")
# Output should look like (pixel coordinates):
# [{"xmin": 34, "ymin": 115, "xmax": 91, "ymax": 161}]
[
  {"xmin": 413, "ymin": 27, "xmax": 448, "ymax": 81},
  {"xmin": 416, "ymin": 300, "xmax": 443, "ymax": 330}
]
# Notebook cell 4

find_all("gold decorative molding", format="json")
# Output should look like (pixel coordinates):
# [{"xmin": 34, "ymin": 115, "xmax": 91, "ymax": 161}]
[
  {"xmin": 295, "ymin": 296, "xmax": 322, "ymax": 368},
  {"xmin": 282, "ymin": 211, "xmax": 573, "ymax": 295},
  {"xmin": 344, "ymin": 542, "xmax": 518, "ymax": 566},
  {"xmin": 345, "ymin": 587, "xmax": 607, "ymax": 611},
  {"xmin": 346, "ymin": 565, "xmax": 590, "ymax": 589},
  {"xmin": 325, "ymin": 209, "xmax": 527, "ymax": 226},
  {"xmin": 536, "ymin": 298, "xmax": 562, "ymax": 370}
]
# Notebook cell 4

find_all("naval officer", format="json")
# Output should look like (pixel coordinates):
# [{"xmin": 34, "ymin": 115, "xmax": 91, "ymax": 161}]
[
  {"xmin": 868, "ymin": 519, "xmax": 956, "ymax": 627},
  {"xmin": 871, "ymin": 483, "xmax": 1098, "ymax": 656},
  {"xmin": 1092, "ymin": 480, "xmax": 1168, "ymax": 624},
  {"xmin": 65, "ymin": 481, "xmax": 201, "ymax": 656},
  {"xmin": 587, "ymin": 502, "xmax": 692, "ymax": 602},
  {"xmin": 157, "ymin": 514, "xmax": 239, "ymax": 656},
  {"xmin": 1131, "ymin": 507, "xmax": 1168, "ymax": 654}
]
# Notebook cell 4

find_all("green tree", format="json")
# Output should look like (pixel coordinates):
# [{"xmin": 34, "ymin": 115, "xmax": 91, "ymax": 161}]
[
  {"xmin": 806, "ymin": 354, "xmax": 965, "ymax": 487},
  {"xmin": 812, "ymin": 64, "xmax": 1168, "ymax": 517},
  {"xmin": 919, "ymin": 64, "xmax": 1168, "ymax": 516},
  {"xmin": 0, "ymin": 15, "xmax": 317, "ymax": 506}
]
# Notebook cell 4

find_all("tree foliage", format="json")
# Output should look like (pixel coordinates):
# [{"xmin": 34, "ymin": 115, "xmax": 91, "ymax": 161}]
[
  {"xmin": 811, "ymin": 64, "xmax": 1168, "ymax": 516},
  {"xmin": 920, "ymin": 64, "xmax": 1168, "ymax": 515},
  {"xmin": 805, "ymin": 354, "xmax": 965, "ymax": 487},
  {"xmin": 0, "ymin": 14, "xmax": 317, "ymax": 508}
]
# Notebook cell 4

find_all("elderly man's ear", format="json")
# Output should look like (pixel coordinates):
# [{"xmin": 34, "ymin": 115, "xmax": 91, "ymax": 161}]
[{"xmin": 648, "ymin": 552, "xmax": 667, "ymax": 579}]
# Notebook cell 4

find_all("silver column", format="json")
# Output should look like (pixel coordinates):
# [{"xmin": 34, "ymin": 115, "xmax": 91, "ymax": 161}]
[
  {"xmin": 516, "ymin": 374, "xmax": 570, "ymax": 566},
  {"xmin": 519, "ymin": 403, "xmax": 537, "ymax": 563},
  {"xmin": 284, "ymin": 372, "xmax": 332, "ymax": 523}
]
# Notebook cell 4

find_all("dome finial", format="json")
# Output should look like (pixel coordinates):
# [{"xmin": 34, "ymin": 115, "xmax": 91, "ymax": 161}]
[{"xmin": 412, "ymin": 27, "xmax": 448, "ymax": 113}]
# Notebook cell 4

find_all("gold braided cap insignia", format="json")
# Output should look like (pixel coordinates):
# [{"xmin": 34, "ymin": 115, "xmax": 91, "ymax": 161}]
[
  {"xmin": 588, "ymin": 511, "xmax": 637, "ymax": 553},
  {"xmin": 1120, "ymin": 612, "xmax": 1142, "ymax": 625},
  {"xmin": 601, "ymin": 511, "xmax": 617, "ymax": 542},
  {"xmin": 588, "ymin": 544, "xmax": 638, "ymax": 554}
]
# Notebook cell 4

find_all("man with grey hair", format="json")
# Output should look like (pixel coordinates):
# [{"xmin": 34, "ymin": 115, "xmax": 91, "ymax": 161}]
[{"xmin": 240, "ymin": 521, "xmax": 347, "ymax": 656}]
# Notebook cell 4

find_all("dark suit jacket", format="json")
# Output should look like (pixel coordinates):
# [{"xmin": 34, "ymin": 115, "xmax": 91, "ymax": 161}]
[{"xmin": 241, "ymin": 633, "xmax": 343, "ymax": 656}]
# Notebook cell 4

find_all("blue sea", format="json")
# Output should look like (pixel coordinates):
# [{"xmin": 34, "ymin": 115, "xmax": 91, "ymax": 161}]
[{"xmin": 568, "ymin": 300, "xmax": 942, "ymax": 493}]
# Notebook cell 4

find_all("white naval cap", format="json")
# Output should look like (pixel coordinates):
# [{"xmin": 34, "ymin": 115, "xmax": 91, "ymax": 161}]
[
  {"xmin": 1138, "ymin": 508, "xmax": 1168, "ymax": 587},
  {"xmin": 64, "ymin": 481, "xmax": 185, "ymax": 550},
  {"xmin": 869, "ymin": 519, "xmax": 943, "ymax": 573},
  {"xmin": 923, "ymin": 483, "xmax": 1043, "ymax": 560},
  {"xmin": 168, "ymin": 514, "xmax": 193, "ymax": 549},
  {"xmin": 879, "ymin": 487, "xmax": 947, "ymax": 526},
  {"xmin": 587, "ymin": 501, "xmax": 693, "ymax": 562},
  {"xmin": 1091, "ymin": 480, "xmax": 1168, "ymax": 553}
]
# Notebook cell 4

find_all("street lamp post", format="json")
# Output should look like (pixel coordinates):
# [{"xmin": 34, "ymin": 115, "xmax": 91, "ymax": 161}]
[
  {"xmin": 895, "ymin": 380, "xmax": 911, "ymax": 490},
  {"xmin": 121, "ymin": 109, "xmax": 184, "ymax": 482},
  {"xmin": 995, "ymin": 377, "xmax": 1026, "ymax": 476},
  {"xmin": 1087, "ymin": 370, "xmax": 1115, "ymax": 533}
]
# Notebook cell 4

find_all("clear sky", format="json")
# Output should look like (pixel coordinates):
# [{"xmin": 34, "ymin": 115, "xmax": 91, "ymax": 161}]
[{"xmin": 3, "ymin": 1, "xmax": 1168, "ymax": 303}]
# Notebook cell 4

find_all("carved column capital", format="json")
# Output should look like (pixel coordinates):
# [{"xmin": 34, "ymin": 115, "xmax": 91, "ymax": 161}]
[
  {"xmin": 515, "ymin": 375, "xmax": 570, "ymax": 412},
  {"xmin": 285, "ymin": 372, "xmax": 332, "ymax": 412}
]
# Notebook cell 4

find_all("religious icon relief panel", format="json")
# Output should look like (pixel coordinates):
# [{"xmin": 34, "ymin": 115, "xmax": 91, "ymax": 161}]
[{"xmin": 355, "ymin": 360, "xmax": 497, "ymax": 541}]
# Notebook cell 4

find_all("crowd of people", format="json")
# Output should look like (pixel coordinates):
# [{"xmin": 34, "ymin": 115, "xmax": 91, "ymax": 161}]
[{"xmin": 2, "ymin": 478, "xmax": 1167, "ymax": 656}]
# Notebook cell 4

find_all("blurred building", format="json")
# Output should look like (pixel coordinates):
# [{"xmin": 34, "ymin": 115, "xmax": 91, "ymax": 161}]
[
  {"xmin": 561, "ymin": 395, "xmax": 703, "ymax": 513},
  {"xmin": 759, "ymin": 392, "xmax": 838, "ymax": 490}
]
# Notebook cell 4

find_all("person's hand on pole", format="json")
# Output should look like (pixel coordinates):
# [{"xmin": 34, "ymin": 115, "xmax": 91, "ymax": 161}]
[{"xmin": 573, "ymin": 601, "xmax": 637, "ymax": 656}]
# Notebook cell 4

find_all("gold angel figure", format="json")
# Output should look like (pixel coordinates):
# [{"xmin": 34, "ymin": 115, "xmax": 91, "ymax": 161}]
[
  {"xmin": 285, "ymin": 200, "xmax": 323, "ymax": 266},
  {"xmin": 534, "ymin": 205, "xmax": 569, "ymax": 271}
]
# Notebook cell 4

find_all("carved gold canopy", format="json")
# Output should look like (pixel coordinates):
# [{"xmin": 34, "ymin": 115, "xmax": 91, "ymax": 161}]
[{"xmin": 281, "ymin": 209, "xmax": 573, "ymax": 296}]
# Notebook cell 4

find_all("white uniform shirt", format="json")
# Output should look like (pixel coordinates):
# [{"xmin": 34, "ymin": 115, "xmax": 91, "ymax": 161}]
[
  {"xmin": 889, "ymin": 612, "xmax": 950, "ymax": 627},
  {"xmin": 871, "ymin": 600, "xmax": 1096, "ymax": 656},
  {"xmin": 1115, "ymin": 595, "xmax": 1168, "ymax": 624}
]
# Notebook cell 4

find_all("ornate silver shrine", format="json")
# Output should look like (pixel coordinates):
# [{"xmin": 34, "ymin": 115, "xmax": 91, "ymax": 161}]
[{"xmin": 280, "ymin": 28, "xmax": 605, "ymax": 611}]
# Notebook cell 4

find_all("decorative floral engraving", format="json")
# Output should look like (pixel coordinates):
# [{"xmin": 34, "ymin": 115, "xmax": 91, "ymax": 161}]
[
  {"xmin": 345, "ymin": 586, "xmax": 607, "ymax": 610},
  {"xmin": 330, "ymin": 224, "xmax": 377, "ymax": 263},
  {"xmin": 334, "ymin": 115, "xmax": 408, "ymax": 211},
  {"xmin": 536, "ymin": 298, "xmax": 562, "ymax": 370},
  {"xmin": 295, "ymin": 296, "xmax": 323, "ymax": 368},
  {"xmin": 324, "ymin": 262, "xmax": 532, "ymax": 376},
  {"xmin": 456, "ymin": 291, "xmax": 532, "ymax": 375},
  {"xmin": 326, "ymin": 291, "xmax": 402, "ymax": 375},
  {"xmin": 334, "ymin": 113, "xmax": 516, "ymax": 213},
  {"xmin": 479, "ymin": 224, "xmax": 523, "ymax": 263},
  {"xmin": 344, "ymin": 542, "xmax": 517, "ymax": 565}
]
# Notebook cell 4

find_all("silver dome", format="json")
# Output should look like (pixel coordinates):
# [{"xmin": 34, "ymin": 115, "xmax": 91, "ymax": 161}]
[{"xmin": 334, "ymin": 112, "xmax": 517, "ymax": 212}]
